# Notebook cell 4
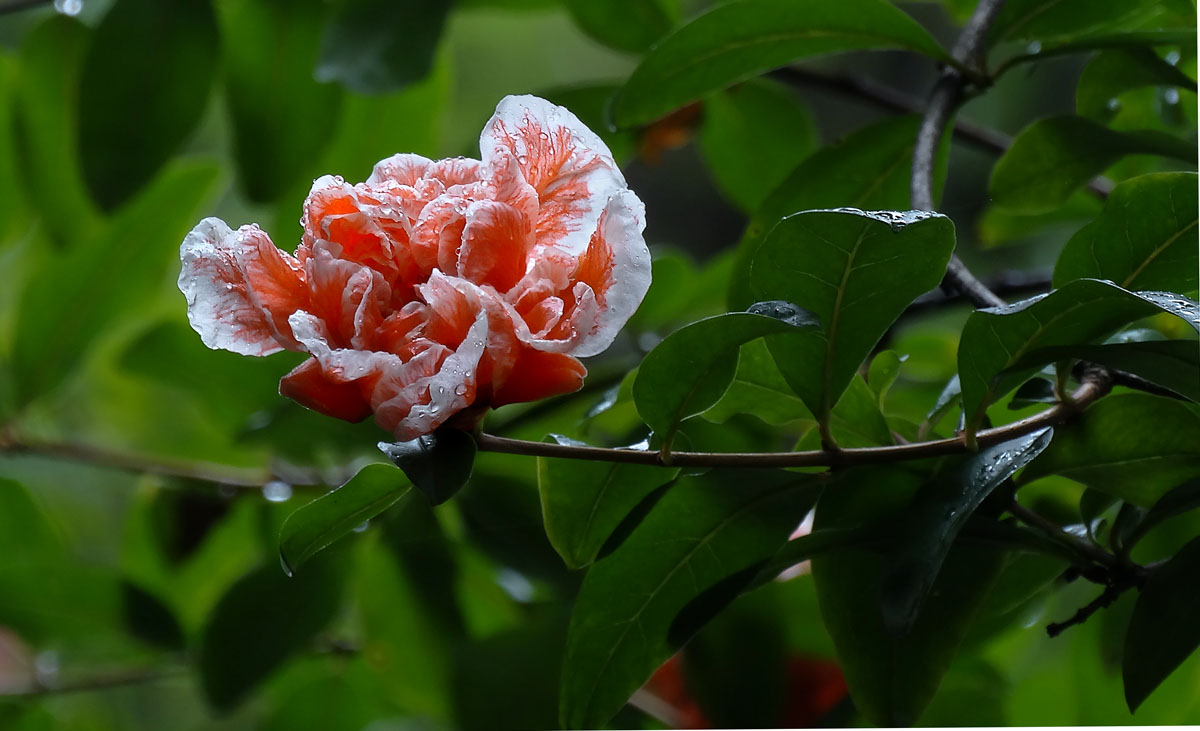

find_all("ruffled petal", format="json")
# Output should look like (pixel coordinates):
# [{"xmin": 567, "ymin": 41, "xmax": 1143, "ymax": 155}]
[
  {"xmin": 480, "ymin": 95, "xmax": 625, "ymax": 257},
  {"xmin": 458, "ymin": 199, "xmax": 533, "ymax": 293},
  {"xmin": 178, "ymin": 217, "xmax": 305, "ymax": 356},
  {"xmin": 279, "ymin": 358, "xmax": 373, "ymax": 422},
  {"xmin": 490, "ymin": 348, "xmax": 586, "ymax": 407}
]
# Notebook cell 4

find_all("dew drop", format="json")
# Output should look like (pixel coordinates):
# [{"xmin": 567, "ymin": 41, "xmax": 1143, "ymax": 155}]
[
  {"xmin": 1164, "ymin": 88, "xmax": 1180, "ymax": 105},
  {"xmin": 263, "ymin": 480, "xmax": 293, "ymax": 503},
  {"xmin": 1166, "ymin": 50, "xmax": 1181, "ymax": 66},
  {"xmin": 353, "ymin": 520, "xmax": 370, "ymax": 533},
  {"xmin": 1106, "ymin": 98, "xmax": 1121, "ymax": 112},
  {"xmin": 54, "ymin": 0, "xmax": 82, "ymax": 15},
  {"xmin": 1026, "ymin": 40, "xmax": 1042, "ymax": 54},
  {"xmin": 34, "ymin": 651, "xmax": 59, "ymax": 686}
]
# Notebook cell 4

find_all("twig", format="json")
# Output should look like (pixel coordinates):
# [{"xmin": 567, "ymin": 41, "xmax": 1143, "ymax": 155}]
[
  {"xmin": 912, "ymin": 0, "xmax": 1010, "ymax": 309},
  {"xmin": 1007, "ymin": 499, "xmax": 1124, "ymax": 572},
  {"xmin": 1045, "ymin": 582, "xmax": 1127, "ymax": 637},
  {"xmin": 5, "ymin": 665, "xmax": 190, "ymax": 699},
  {"xmin": 903, "ymin": 270, "xmax": 1051, "ymax": 315},
  {"xmin": 0, "ymin": 0, "xmax": 53, "ymax": 15},
  {"xmin": 474, "ymin": 372, "xmax": 1108, "ymax": 468}
]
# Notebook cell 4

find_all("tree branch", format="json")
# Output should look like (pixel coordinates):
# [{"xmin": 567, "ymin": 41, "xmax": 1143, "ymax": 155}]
[{"xmin": 474, "ymin": 372, "xmax": 1109, "ymax": 468}]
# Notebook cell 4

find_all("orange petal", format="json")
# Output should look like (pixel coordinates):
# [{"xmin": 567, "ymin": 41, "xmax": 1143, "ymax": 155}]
[
  {"xmin": 491, "ymin": 348, "xmax": 586, "ymax": 407},
  {"xmin": 279, "ymin": 358, "xmax": 373, "ymax": 423}
]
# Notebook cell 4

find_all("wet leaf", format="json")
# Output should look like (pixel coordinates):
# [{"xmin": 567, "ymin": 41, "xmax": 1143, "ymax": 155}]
[
  {"xmin": 559, "ymin": 469, "xmax": 820, "ymax": 729},
  {"xmin": 1054, "ymin": 172, "xmax": 1198, "ymax": 294},
  {"xmin": 79, "ymin": 0, "xmax": 218, "ymax": 210},
  {"xmin": 867, "ymin": 350, "xmax": 905, "ymax": 406},
  {"xmin": 537, "ymin": 436, "xmax": 679, "ymax": 569},
  {"xmin": 957, "ymin": 279, "xmax": 1200, "ymax": 435},
  {"xmin": 1019, "ymin": 394, "xmax": 1200, "ymax": 506},
  {"xmin": 703, "ymin": 339, "xmax": 814, "ymax": 425},
  {"xmin": 1077, "ymin": 49, "xmax": 1197, "ymax": 122},
  {"xmin": 1008, "ymin": 339, "xmax": 1200, "ymax": 403},
  {"xmin": 990, "ymin": 0, "xmax": 1174, "ymax": 45},
  {"xmin": 1123, "ymin": 535, "xmax": 1200, "ymax": 711},
  {"xmin": 609, "ymin": 0, "xmax": 952, "ymax": 127},
  {"xmin": 379, "ymin": 428, "xmax": 477, "ymax": 505},
  {"xmin": 882, "ymin": 428, "xmax": 1054, "ymax": 633},
  {"xmin": 1120, "ymin": 477, "xmax": 1200, "ymax": 551},
  {"xmin": 279, "ymin": 463, "xmax": 409, "ymax": 575},
  {"xmin": 989, "ymin": 116, "xmax": 1196, "ymax": 214},
  {"xmin": 748, "ymin": 208, "xmax": 956, "ymax": 430}
]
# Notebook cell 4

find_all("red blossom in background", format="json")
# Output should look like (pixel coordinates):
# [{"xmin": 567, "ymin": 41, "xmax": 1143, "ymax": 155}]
[{"xmin": 179, "ymin": 95, "xmax": 651, "ymax": 439}]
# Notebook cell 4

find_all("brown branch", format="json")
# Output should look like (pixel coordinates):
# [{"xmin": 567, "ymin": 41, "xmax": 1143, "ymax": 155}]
[
  {"xmin": 474, "ymin": 373, "xmax": 1109, "ymax": 468},
  {"xmin": 1045, "ymin": 582, "xmax": 1128, "ymax": 637}
]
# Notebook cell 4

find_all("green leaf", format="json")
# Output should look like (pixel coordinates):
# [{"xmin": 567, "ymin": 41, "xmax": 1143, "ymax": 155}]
[
  {"xmin": 78, "ymin": 0, "xmax": 218, "ymax": 210},
  {"xmin": 199, "ymin": 553, "xmax": 346, "ymax": 710},
  {"xmin": 812, "ymin": 467, "xmax": 1008, "ymax": 726},
  {"xmin": 564, "ymin": 0, "xmax": 677, "ymax": 53},
  {"xmin": 537, "ymin": 437, "xmax": 679, "ymax": 569},
  {"xmin": 990, "ymin": 0, "xmax": 1174, "ymax": 45},
  {"xmin": 989, "ymin": 116, "xmax": 1197, "ymax": 213},
  {"xmin": 1009, "ymin": 376, "xmax": 1059, "ymax": 409},
  {"xmin": 559, "ymin": 469, "xmax": 819, "ymax": 729},
  {"xmin": 1077, "ymin": 49, "xmax": 1198, "ymax": 122},
  {"xmin": 1121, "ymin": 477, "xmax": 1200, "ymax": 550},
  {"xmin": 13, "ymin": 160, "xmax": 221, "ymax": 404},
  {"xmin": 748, "ymin": 208, "xmax": 956, "ymax": 429},
  {"xmin": 1009, "ymin": 339, "xmax": 1200, "ymax": 403},
  {"xmin": 703, "ymin": 338, "xmax": 814, "ymax": 425},
  {"xmin": 1054, "ymin": 172, "xmax": 1198, "ymax": 294},
  {"xmin": 881, "ymin": 428, "xmax": 1054, "ymax": 633},
  {"xmin": 957, "ymin": 279, "xmax": 1200, "ymax": 435},
  {"xmin": 609, "ymin": 0, "xmax": 952, "ymax": 128},
  {"xmin": 316, "ymin": 0, "xmax": 450, "ymax": 93},
  {"xmin": 867, "ymin": 350, "xmax": 905, "ymax": 406},
  {"xmin": 632, "ymin": 310, "xmax": 816, "ymax": 448},
  {"xmin": 1123, "ymin": 535, "xmax": 1200, "ymax": 711},
  {"xmin": 728, "ymin": 116, "xmax": 934, "ymax": 309},
  {"xmin": 1020, "ymin": 394, "xmax": 1200, "ymax": 506},
  {"xmin": 14, "ymin": 16, "xmax": 100, "ymax": 245},
  {"xmin": 279, "ymin": 463, "xmax": 409, "ymax": 576},
  {"xmin": 378, "ymin": 428, "xmax": 477, "ymax": 505},
  {"xmin": 0, "ymin": 478, "xmax": 62, "ymax": 558},
  {"xmin": 825, "ymin": 374, "xmax": 895, "ymax": 448},
  {"xmin": 698, "ymin": 78, "xmax": 818, "ymax": 213},
  {"xmin": 218, "ymin": 0, "xmax": 343, "ymax": 203}
]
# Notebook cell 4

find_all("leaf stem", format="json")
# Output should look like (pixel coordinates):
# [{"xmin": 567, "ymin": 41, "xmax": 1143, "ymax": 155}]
[{"xmin": 474, "ymin": 372, "xmax": 1109, "ymax": 468}]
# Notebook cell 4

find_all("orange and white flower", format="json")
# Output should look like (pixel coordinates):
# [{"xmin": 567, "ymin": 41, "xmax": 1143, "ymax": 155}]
[{"xmin": 179, "ymin": 95, "xmax": 651, "ymax": 440}]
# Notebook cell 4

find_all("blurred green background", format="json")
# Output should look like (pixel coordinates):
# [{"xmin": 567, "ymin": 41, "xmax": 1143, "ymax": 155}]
[{"xmin": 0, "ymin": 0, "xmax": 1197, "ymax": 728}]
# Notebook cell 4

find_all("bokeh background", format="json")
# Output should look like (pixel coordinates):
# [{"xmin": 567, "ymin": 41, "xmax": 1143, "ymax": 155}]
[{"xmin": 0, "ymin": 0, "xmax": 1197, "ymax": 728}]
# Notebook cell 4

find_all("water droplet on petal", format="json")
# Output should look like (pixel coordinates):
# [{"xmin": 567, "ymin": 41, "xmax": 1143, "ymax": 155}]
[{"xmin": 263, "ymin": 481, "xmax": 292, "ymax": 503}]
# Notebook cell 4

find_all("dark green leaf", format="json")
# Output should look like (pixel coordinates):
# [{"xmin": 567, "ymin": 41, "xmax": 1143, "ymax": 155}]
[
  {"xmin": 1054, "ymin": 172, "xmax": 1198, "ymax": 294},
  {"xmin": 218, "ymin": 0, "xmax": 342, "ymax": 203},
  {"xmin": 199, "ymin": 553, "xmax": 346, "ymax": 710},
  {"xmin": 729, "ymin": 116, "xmax": 936, "ymax": 309},
  {"xmin": 79, "ymin": 0, "xmax": 218, "ymax": 210},
  {"xmin": 826, "ymin": 374, "xmax": 895, "ymax": 448},
  {"xmin": 316, "ymin": 0, "xmax": 450, "ymax": 93},
  {"xmin": 14, "ymin": 16, "xmax": 100, "ymax": 245},
  {"xmin": 1009, "ymin": 339, "xmax": 1200, "ymax": 403},
  {"xmin": 1080, "ymin": 489, "xmax": 1121, "ymax": 542},
  {"xmin": 121, "ymin": 580, "xmax": 185, "ymax": 650},
  {"xmin": 1020, "ymin": 394, "xmax": 1200, "ymax": 506},
  {"xmin": 697, "ymin": 78, "xmax": 818, "ymax": 213},
  {"xmin": 1121, "ymin": 477, "xmax": 1200, "ymax": 550},
  {"xmin": 989, "ymin": 116, "xmax": 1196, "ymax": 213},
  {"xmin": 262, "ymin": 672, "xmax": 375, "ymax": 731},
  {"xmin": 812, "ymin": 467, "xmax": 1007, "ymax": 725},
  {"xmin": 867, "ymin": 350, "xmax": 905, "ymax": 406},
  {"xmin": 1077, "ymin": 49, "xmax": 1198, "ymax": 122},
  {"xmin": 609, "ymin": 0, "xmax": 952, "ymax": 127},
  {"xmin": 559, "ymin": 469, "xmax": 819, "ymax": 729},
  {"xmin": 882, "ymin": 428, "xmax": 1054, "ymax": 633},
  {"xmin": 957, "ymin": 279, "xmax": 1200, "ymax": 435},
  {"xmin": 564, "ymin": 0, "xmax": 677, "ymax": 53},
  {"xmin": 990, "ymin": 0, "xmax": 1174, "ymax": 45},
  {"xmin": 0, "ymin": 478, "xmax": 61, "ymax": 558},
  {"xmin": 379, "ymin": 429, "xmax": 477, "ymax": 505},
  {"xmin": 703, "ymin": 338, "xmax": 814, "ymax": 425},
  {"xmin": 748, "ymin": 208, "xmax": 956, "ymax": 429},
  {"xmin": 1123, "ymin": 535, "xmax": 1200, "ymax": 711},
  {"xmin": 537, "ymin": 437, "xmax": 679, "ymax": 569},
  {"xmin": 13, "ymin": 161, "xmax": 220, "ymax": 404},
  {"xmin": 279, "ymin": 463, "xmax": 409, "ymax": 575},
  {"xmin": 632, "ymin": 311, "xmax": 816, "ymax": 448},
  {"xmin": 996, "ymin": 29, "xmax": 1198, "ymax": 78},
  {"xmin": 1009, "ymin": 376, "xmax": 1059, "ymax": 409}
]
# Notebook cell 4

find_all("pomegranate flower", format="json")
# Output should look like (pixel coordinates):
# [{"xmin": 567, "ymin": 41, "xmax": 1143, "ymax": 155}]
[{"xmin": 179, "ymin": 95, "xmax": 651, "ymax": 440}]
